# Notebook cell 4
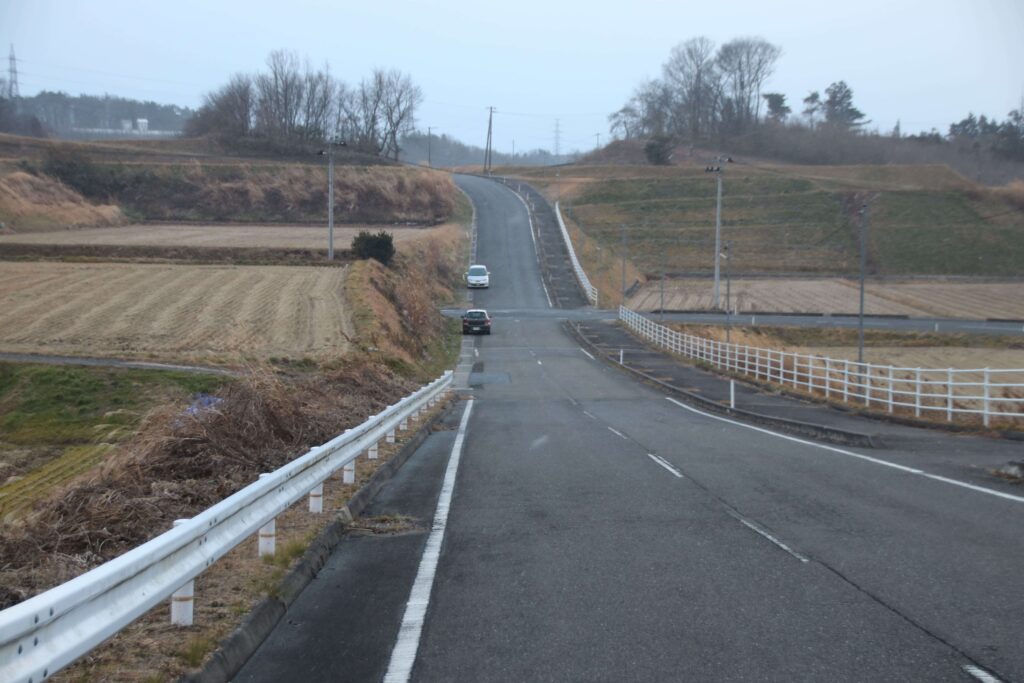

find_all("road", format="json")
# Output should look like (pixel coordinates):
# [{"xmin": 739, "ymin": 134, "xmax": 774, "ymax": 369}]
[
  {"xmin": 441, "ymin": 308, "xmax": 1024, "ymax": 336},
  {"xmin": 237, "ymin": 174, "xmax": 1024, "ymax": 682}
]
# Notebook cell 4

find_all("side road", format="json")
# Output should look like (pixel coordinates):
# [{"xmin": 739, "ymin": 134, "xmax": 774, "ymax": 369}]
[{"xmin": 571, "ymin": 319, "xmax": 1024, "ymax": 478}]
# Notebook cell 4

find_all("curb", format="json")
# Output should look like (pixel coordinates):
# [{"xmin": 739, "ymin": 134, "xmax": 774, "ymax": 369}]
[
  {"xmin": 180, "ymin": 399, "xmax": 457, "ymax": 683},
  {"xmin": 565, "ymin": 321, "xmax": 880, "ymax": 449}
]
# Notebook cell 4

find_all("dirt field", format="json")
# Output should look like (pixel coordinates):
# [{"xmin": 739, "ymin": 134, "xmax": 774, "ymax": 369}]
[
  {"xmin": 628, "ymin": 278, "xmax": 1024, "ymax": 319},
  {"xmin": 0, "ymin": 222, "xmax": 442, "ymax": 249},
  {"xmin": 0, "ymin": 262, "xmax": 353, "ymax": 363}
]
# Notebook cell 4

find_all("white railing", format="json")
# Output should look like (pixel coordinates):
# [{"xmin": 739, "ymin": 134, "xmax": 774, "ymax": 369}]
[
  {"xmin": 0, "ymin": 370, "xmax": 453, "ymax": 683},
  {"xmin": 619, "ymin": 307, "xmax": 1024, "ymax": 425},
  {"xmin": 555, "ymin": 201, "xmax": 599, "ymax": 306}
]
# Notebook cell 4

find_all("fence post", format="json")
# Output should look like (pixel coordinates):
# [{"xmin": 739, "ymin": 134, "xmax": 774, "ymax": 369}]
[
  {"xmin": 824, "ymin": 358, "xmax": 831, "ymax": 398},
  {"xmin": 983, "ymin": 368, "xmax": 991, "ymax": 428},
  {"xmin": 755, "ymin": 347, "xmax": 761, "ymax": 380},
  {"xmin": 308, "ymin": 482, "xmax": 324, "ymax": 513},
  {"xmin": 368, "ymin": 440, "xmax": 379, "ymax": 460},
  {"xmin": 386, "ymin": 428, "xmax": 396, "ymax": 444},
  {"xmin": 887, "ymin": 366, "xmax": 895, "ymax": 413},
  {"xmin": 399, "ymin": 417, "xmax": 409, "ymax": 431},
  {"xmin": 915, "ymin": 368, "xmax": 922, "ymax": 417},
  {"xmin": 730, "ymin": 380, "xmax": 735, "ymax": 409},
  {"xmin": 170, "ymin": 519, "xmax": 194, "ymax": 626},
  {"xmin": 946, "ymin": 368, "xmax": 954, "ymax": 422},
  {"xmin": 343, "ymin": 458, "xmax": 356, "ymax": 484},
  {"xmin": 843, "ymin": 360, "xmax": 850, "ymax": 403}
]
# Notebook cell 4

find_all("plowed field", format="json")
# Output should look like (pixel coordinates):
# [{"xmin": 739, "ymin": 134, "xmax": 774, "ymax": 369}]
[
  {"xmin": 0, "ymin": 262, "xmax": 353, "ymax": 362},
  {"xmin": 0, "ymin": 223, "xmax": 435, "ymax": 249},
  {"xmin": 628, "ymin": 278, "xmax": 1024, "ymax": 320}
]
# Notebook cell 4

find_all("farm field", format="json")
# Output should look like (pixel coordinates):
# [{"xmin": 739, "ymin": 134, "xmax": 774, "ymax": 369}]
[
  {"xmin": 628, "ymin": 278, "xmax": 1024, "ymax": 320},
  {"xmin": 0, "ymin": 222, "xmax": 441, "ymax": 250},
  {"xmin": 0, "ymin": 261, "xmax": 353, "ymax": 363}
]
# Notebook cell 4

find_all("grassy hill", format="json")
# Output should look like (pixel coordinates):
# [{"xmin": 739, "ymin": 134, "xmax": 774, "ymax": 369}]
[{"xmin": 510, "ymin": 162, "xmax": 1024, "ymax": 278}]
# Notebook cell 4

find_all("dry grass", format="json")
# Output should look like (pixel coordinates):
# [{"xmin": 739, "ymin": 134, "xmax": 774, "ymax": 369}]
[
  {"xmin": 0, "ymin": 262, "xmax": 355, "ymax": 363},
  {"xmin": 628, "ymin": 277, "xmax": 1024, "ymax": 320},
  {"xmin": 0, "ymin": 171, "xmax": 125, "ymax": 233},
  {"xmin": 0, "ymin": 361, "xmax": 420, "ymax": 608}
]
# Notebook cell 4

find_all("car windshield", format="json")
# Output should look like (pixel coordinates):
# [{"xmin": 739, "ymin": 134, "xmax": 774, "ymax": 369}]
[
  {"xmin": 468, "ymin": 266, "xmax": 487, "ymax": 276},
  {"xmin": 465, "ymin": 311, "xmax": 487, "ymax": 319}
]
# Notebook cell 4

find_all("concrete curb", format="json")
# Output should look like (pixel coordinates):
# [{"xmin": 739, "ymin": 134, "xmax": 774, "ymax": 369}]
[
  {"xmin": 565, "ymin": 321, "xmax": 881, "ymax": 449},
  {"xmin": 180, "ymin": 399, "xmax": 456, "ymax": 683}
]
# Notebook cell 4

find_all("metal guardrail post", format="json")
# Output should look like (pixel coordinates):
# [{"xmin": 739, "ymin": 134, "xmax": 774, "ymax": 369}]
[
  {"xmin": 368, "ymin": 440, "xmax": 379, "ymax": 460},
  {"xmin": 915, "ymin": 369, "xmax": 922, "ymax": 417},
  {"xmin": 386, "ymin": 428, "xmax": 396, "ymax": 444},
  {"xmin": 170, "ymin": 519, "xmax": 194, "ymax": 626},
  {"xmin": 887, "ymin": 367, "xmax": 895, "ymax": 413},
  {"xmin": 343, "ymin": 460, "xmax": 356, "ymax": 484},
  {"xmin": 309, "ymin": 483, "xmax": 324, "ymax": 513},
  {"xmin": 257, "ymin": 474, "xmax": 276, "ymax": 557}
]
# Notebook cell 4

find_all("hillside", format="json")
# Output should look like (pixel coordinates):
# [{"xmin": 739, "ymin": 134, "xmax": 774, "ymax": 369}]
[
  {"xmin": 511, "ymin": 161, "xmax": 1024, "ymax": 278},
  {"xmin": 0, "ymin": 134, "xmax": 458, "ymax": 227}
]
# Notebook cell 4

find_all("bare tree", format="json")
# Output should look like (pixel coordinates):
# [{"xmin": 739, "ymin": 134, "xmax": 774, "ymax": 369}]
[
  {"xmin": 662, "ymin": 37, "xmax": 721, "ymax": 141},
  {"xmin": 255, "ymin": 50, "xmax": 305, "ymax": 140},
  {"xmin": 379, "ymin": 69, "xmax": 423, "ymax": 160},
  {"xmin": 716, "ymin": 37, "xmax": 781, "ymax": 129},
  {"xmin": 186, "ymin": 73, "xmax": 253, "ymax": 139},
  {"xmin": 301, "ymin": 63, "xmax": 336, "ymax": 141}
]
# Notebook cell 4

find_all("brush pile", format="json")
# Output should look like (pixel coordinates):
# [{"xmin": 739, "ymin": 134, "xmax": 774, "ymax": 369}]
[{"xmin": 0, "ymin": 360, "xmax": 416, "ymax": 609}]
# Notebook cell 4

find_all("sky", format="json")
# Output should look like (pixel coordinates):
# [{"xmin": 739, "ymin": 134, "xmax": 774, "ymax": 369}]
[{"xmin": 1, "ymin": 0, "xmax": 1022, "ymax": 153}]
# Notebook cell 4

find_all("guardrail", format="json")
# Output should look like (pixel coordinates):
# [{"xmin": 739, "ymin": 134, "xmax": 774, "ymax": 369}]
[
  {"xmin": 0, "ymin": 370, "xmax": 453, "ymax": 683},
  {"xmin": 620, "ymin": 307, "xmax": 1024, "ymax": 425},
  {"xmin": 554, "ymin": 201, "xmax": 599, "ymax": 306}
]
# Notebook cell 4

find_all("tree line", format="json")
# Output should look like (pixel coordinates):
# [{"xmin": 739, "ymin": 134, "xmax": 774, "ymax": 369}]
[
  {"xmin": 186, "ymin": 50, "xmax": 422, "ymax": 160},
  {"xmin": 608, "ymin": 36, "xmax": 1024, "ymax": 175}
]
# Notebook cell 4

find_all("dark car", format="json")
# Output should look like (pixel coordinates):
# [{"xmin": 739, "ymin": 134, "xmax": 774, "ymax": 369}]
[{"xmin": 462, "ymin": 309, "xmax": 491, "ymax": 335}]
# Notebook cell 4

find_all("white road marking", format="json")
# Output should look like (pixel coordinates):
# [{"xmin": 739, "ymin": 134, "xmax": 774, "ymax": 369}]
[
  {"xmin": 474, "ymin": 348, "xmax": 479, "ymax": 357},
  {"xmin": 647, "ymin": 453, "xmax": 683, "ymax": 478},
  {"xmin": 537, "ymin": 360, "xmax": 543, "ymax": 365},
  {"xmin": 608, "ymin": 426, "xmax": 627, "ymax": 440},
  {"xmin": 511, "ymin": 189, "xmax": 554, "ymax": 309},
  {"xmin": 384, "ymin": 400, "xmax": 474, "ymax": 682},
  {"xmin": 665, "ymin": 397, "xmax": 1024, "ymax": 505},
  {"xmin": 963, "ymin": 664, "xmax": 1005, "ymax": 683},
  {"xmin": 583, "ymin": 411, "xmax": 596, "ymax": 420},
  {"xmin": 738, "ymin": 518, "xmax": 810, "ymax": 563},
  {"xmin": 579, "ymin": 348, "xmax": 595, "ymax": 361}
]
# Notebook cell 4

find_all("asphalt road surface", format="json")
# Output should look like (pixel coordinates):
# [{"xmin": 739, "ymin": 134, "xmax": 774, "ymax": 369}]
[{"xmin": 237, "ymin": 174, "xmax": 1023, "ymax": 682}]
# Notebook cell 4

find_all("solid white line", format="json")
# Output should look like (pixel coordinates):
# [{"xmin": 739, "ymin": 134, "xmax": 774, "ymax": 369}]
[
  {"xmin": 922, "ymin": 474, "xmax": 1024, "ymax": 504},
  {"xmin": 511, "ymin": 189, "xmax": 553, "ymax": 309},
  {"xmin": 647, "ymin": 453, "xmax": 683, "ymax": 478},
  {"xmin": 739, "ymin": 519, "xmax": 810, "ymax": 563},
  {"xmin": 608, "ymin": 426, "xmax": 627, "ymax": 440},
  {"xmin": 579, "ymin": 347, "xmax": 596, "ymax": 361},
  {"xmin": 963, "ymin": 664, "xmax": 1005, "ymax": 683},
  {"xmin": 384, "ymin": 400, "xmax": 474, "ymax": 683},
  {"xmin": 665, "ymin": 397, "xmax": 922, "ymax": 474},
  {"xmin": 665, "ymin": 397, "xmax": 1024, "ymax": 506}
]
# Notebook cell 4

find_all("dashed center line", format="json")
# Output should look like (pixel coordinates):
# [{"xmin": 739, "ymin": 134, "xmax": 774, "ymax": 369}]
[
  {"xmin": 607, "ymin": 426, "xmax": 627, "ymax": 440},
  {"xmin": 582, "ymin": 411, "xmax": 596, "ymax": 420},
  {"xmin": 963, "ymin": 664, "xmax": 1005, "ymax": 683},
  {"xmin": 579, "ymin": 348, "xmax": 595, "ymax": 361},
  {"xmin": 737, "ymin": 518, "xmax": 810, "ymax": 563},
  {"xmin": 647, "ymin": 453, "xmax": 683, "ymax": 478}
]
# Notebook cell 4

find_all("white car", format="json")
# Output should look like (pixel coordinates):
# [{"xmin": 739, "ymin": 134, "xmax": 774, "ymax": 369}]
[{"xmin": 465, "ymin": 264, "xmax": 490, "ymax": 288}]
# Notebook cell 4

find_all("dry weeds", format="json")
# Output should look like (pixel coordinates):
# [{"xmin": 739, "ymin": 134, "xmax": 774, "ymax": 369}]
[{"xmin": 0, "ymin": 171, "xmax": 125, "ymax": 233}]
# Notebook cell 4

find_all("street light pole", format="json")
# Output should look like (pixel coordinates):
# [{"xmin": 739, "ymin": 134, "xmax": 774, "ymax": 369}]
[
  {"xmin": 427, "ymin": 126, "xmax": 433, "ymax": 168},
  {"xmin": 714, "ymin": 171, "xmax": 722, "ymax": 309},
  {"xmin": 723, "ymin": 240, "xmax": 732, "ymax": 343}
]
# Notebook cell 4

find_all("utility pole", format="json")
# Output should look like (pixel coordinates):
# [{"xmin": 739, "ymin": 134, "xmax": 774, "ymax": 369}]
[
  {"xmin": 594, "ymin": 133, "xmax": 600, "ymax": 150},
  {"xmin": 554, "ymin": 119, "xmax": 561, "ymax": 161},
  {"xmin": 427, "ymin": 126, "xmax": 433, "ymax": 168},
  {"xmin": 481, "ymin": 105, "xmax": 493, "ymax": 175},
  {"xmin": 512, "ymin": 138, "xmax": 515, "ymax": 160},
  {"xmin": 722, "ymin": 240, "xmax": 733, "ymax": 343},
  {"xmin": 858, "ymin": 203, "xmax": 869, "ymax": 364},
  {"xmin": 705, "ymin": 157, "xmax": 730, "ymax": 309},
  {"xmin": 319, "ymin": 138, "xmax": 345, "ymax": 261},
  {"xmin": 621, "ymin": 223, "xmax": 628, "ymax": 304}
]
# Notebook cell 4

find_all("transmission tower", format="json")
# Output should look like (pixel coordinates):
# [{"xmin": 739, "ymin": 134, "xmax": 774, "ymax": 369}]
[
  {"xmin": 483, "ymin": 106, "xmax": 494, "ymax": 174},
  {"xmin": 7, "ymin": 45, "xmax": 20, "ymax": 99},
  {"xmin": 554, "ymin": 119, "xmax": 561, "ymax": 160}
]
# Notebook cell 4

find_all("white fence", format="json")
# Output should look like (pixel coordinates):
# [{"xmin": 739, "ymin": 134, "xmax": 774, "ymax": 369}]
[
  {"xmin": 554, "ymin": 201, "xmax": 599, "ymax": 306},
  {"xmin": 619, "ymin": 307, "xmax": 1024, "ymax": 425},
  {"xmin": 0, "ymin": 371, "xmax": 453, "ymax": 683}
]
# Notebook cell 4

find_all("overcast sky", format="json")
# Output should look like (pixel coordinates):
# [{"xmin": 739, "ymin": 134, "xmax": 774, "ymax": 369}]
[{"xmin": 2, "ymin": 0, "xmax": 1022, "ymax": 153}]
